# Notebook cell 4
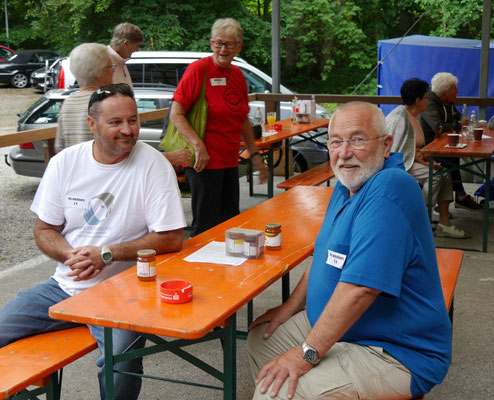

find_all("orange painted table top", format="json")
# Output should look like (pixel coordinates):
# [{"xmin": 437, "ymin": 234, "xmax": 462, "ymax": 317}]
[
  {"xmin": 243, "ymin": 118, "xmax": 329, "ymax": 148},
  {"xmin": 49, "ymin": 186, "xmax": 333, "ymax": 340},
  {"xmin": 421, "ymin": 128, "xmax": 494, "ymax": 159}
]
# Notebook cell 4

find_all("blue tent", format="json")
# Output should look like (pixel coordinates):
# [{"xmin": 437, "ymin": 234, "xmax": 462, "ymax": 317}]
[{"xmin": 377, "ymin": 35, "xmax": 494, "ymax": 118}]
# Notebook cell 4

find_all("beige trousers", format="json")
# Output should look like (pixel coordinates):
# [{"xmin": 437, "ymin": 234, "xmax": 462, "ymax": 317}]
[
  {"xmin": 247, "ymin": 311, "xmax": 413, "ymax": 400},
  {"xmin": 408, "ymin": 162, "xmax": 453, "ymax": 206}
]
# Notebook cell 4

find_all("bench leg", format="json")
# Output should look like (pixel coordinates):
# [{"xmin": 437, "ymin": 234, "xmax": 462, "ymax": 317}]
[
  {"xmin": 46, "ymin": 370, "xmax": 62, "ymax": 400},
  {"xmin": 223, "ymin": 313, "xmax": 237, "ymax": 400},
  {"xmin": 282, "ymin": 273, "xmax": 290, "ymax": 303}
]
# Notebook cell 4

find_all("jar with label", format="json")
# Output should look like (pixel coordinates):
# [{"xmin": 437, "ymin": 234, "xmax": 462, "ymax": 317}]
[
  {"xmin": 137, "ymin": 249, "xmax": 156, "ymax": 281},
  {"xmin": 265, "ymin": 223, "xmax": 282, "ymax": 250},
  {"xmin": 243, "ymin": 232, "xmax": 259, "ymax": 259}
]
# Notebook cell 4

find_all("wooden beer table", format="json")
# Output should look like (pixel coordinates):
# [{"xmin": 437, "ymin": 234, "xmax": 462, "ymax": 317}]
[
  {"xmin": 244, "ymin": 118, "xmax": 329, "ymax": 198},
  {"xmin": 49, "ymin": 186, "xmax": 333, "ymax": 399},
  {"xmin": 421, "ymin": 129, "xmax": 494, "ymax": 252}
]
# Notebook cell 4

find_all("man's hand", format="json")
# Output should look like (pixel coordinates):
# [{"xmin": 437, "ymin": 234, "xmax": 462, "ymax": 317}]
[
  {"xmin": 249, "ymin": 304, "xmax": 295, "ymax": 339},
  {"xmin": 254, "ymin": 159, "xmax": 270, "ymax": 185},
  {"xmin": 164, "ymin": 149, "xmax": 192, "ymax": 167},
  {"xmin": 256, "ymin": 346, "xmax": 312, "ymax": 399},
  {"xmin": 65, "ymin": 246, "xmax": 105, "ymax": 281}
]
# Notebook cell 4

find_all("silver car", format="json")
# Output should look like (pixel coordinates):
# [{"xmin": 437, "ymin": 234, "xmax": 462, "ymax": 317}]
[
  {"xmin": 7, "ymin": 87, "xmax": 328, "ymax": 177},
  {"xmin": 8, "ymin": 87, "xmax": 174, "ymax": 177}
]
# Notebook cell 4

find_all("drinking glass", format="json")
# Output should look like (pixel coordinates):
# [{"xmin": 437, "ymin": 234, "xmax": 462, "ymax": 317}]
[{"xmin": 267, "ymin": 112, "xmax": 276, "ymax": 131}]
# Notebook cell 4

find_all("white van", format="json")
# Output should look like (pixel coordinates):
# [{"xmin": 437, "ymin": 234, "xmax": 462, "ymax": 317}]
[{"xmin": 55, "ymin": 51, "xmax": 330, "ymax": 122}]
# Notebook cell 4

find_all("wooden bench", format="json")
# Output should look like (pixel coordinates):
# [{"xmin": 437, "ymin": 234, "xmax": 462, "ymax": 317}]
[
  {"xmin": 415, "ymin": 248, "xmax": 463, "ymax": 400},
  {"xmin": 276, "ymin": 160, "xmax": 334, "ymax": 190},
  {"xmin": 0, "ymin": 326, "xmax": 97, "ymax": 400}
]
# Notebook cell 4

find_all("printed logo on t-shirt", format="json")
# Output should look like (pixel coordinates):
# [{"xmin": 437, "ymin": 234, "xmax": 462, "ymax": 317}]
[
  {"xmin": 223, "ymin": 86, "xmax": 243, "ymax": 112},
  {"xmin": 326, "ymin": 250, "xmax": 347, "ymax": 270},
  {"xmin": 83, "ymin": 192, "xmax": 114, "ymax": 225}
]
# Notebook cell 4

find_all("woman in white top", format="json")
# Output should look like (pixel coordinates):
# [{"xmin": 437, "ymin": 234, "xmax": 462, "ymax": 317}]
[{"xmin": 386, "ymin": 78, "xmax": 468, "ymax": 239}]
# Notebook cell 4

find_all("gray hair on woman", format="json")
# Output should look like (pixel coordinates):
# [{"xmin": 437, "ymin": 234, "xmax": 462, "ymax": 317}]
[
  {"xmin": 211, "ymin": 18, "xmax": 243, "ymax": 42},
  {"xmin": 110, "ymin": 23, "xmax": 144, "ymax": 50},
  {"xmin": 69, "ymin": 43, "xmax": 111, "ymax": 87},
  {"xmin": 431, "ymin": 72, "xmax": 458, "ymax": 97}
]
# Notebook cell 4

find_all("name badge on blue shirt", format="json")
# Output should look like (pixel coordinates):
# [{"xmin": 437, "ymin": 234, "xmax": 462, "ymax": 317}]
[
  {"xmin": 210, "ymin": 78, "xmax": 227, "ymax": 86},
  {"xmin": 326, "ymin": 250, "xmax": 347, "ymax": 269}
]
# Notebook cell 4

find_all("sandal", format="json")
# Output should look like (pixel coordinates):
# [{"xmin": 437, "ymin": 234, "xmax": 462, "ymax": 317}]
[{"xmin": 435, "ymin": 223, "xmax": 469, "ymax": 239}]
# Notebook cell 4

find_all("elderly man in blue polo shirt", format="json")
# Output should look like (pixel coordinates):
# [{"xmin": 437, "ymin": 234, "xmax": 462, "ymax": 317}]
[{"xmin": 247, "ymin": 102, "xmax": 451, "ymax": 399}]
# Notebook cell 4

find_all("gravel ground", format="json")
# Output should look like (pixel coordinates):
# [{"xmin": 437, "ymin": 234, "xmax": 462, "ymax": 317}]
[{"xmin": 0, "ymin": 86, "xmax": 44, "ymax": 270}]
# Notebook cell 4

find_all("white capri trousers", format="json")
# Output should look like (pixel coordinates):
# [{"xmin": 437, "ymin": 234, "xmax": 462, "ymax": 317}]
[
  {"xmin": 408, "ymin": 162, "xmax": 453, "ymax": 206},
  {"xmin": 247, "ymin": 310, "xmax": 413, "ymax": 400}
]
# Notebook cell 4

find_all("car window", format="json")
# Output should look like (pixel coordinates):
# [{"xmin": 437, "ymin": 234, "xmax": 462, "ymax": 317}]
[
  {"xmin": 128, "ymin": 63, "xmax": 188, "ymax": 87},
  {"xmin": 37, "ymin": 53, "xmax": 57, "ymax": 63},
  {"xmin": 240, "ymin": 67, "xmax": 270, "ymax": 94},
  {"xmin": 0, "ymin": 48, "xmax": 11, "ymax": 57},
  {"xmin": 26, "ymin": 99, "xmax": 63, "ymax": 124},
  {"xmin": 136, "ymin": 98, "xmax": 163, "ymax": 129}
]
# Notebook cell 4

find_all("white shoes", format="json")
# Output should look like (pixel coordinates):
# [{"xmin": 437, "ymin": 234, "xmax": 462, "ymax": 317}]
[{"xmin": 435, "ymin": 223, "xmax": 469, "ymax": 239}]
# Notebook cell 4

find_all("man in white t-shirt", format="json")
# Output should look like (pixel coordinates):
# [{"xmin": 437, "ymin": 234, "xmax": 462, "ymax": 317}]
[{"xmin": 0, "ymin": 83, "xmax": 186, "ymax": 400}]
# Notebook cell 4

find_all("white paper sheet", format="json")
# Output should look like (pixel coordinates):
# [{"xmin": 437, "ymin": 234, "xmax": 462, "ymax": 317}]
[{"xmin": 183, "ymin": 241, "xmax": 247, "ymax": 266}]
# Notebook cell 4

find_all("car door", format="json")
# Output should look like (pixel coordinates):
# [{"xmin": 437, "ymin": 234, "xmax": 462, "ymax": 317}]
[{"xmin": 135, "ymin": 96, "xmax": 169, "ymax": 149}]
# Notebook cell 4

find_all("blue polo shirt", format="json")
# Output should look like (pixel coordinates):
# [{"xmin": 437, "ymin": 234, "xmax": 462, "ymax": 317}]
[{"xmin": 306, "ymin": 153, "xmax": 451, "ymax": 397}]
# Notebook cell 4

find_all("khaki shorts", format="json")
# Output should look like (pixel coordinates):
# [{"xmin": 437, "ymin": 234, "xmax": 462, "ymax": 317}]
[{"xmin": 247, "ymin": 310, "xmax": 413, "ymax": 399}]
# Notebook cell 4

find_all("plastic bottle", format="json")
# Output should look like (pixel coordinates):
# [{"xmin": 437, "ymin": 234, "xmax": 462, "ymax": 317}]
[
  {"xmin": 253, "ymin": 107, "xmax": 262, "ymax": 126},
  {"xmin": 469, "ymin": 110, "xmax": 478, "ymax": 128},
  {"xmin": 461, "ymin": 104, "xmax": 469, "ymax": 122}
]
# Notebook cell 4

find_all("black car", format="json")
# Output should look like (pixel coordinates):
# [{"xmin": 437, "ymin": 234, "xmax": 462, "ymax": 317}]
[{"xmin": 0, "ymin": 49, "xmax": 60, "ymax": 88}]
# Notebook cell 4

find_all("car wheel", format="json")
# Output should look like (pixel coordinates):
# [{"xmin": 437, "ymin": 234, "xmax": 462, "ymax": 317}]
[
  {"xmin": 293, "ymin": 152, "xmax": 308, "ymax": 173},
  {"xmin": 11, "ymin": 73, "xmax": 28, "ymax": 88}
]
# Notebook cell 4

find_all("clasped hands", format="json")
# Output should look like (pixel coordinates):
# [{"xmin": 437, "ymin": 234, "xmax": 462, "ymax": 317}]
[{"xmin": 65, "ymin": 246, "xmax": 105, "ymax": 281}]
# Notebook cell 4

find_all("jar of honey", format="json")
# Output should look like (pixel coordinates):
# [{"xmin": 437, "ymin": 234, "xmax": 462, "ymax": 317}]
[
  {"xmin": 137, "ymin": 249, "xmax": 156, "ymax": 281},
  {"xmin": 265, "ymin": 223, "xmax": 282, "ymax": 250}
]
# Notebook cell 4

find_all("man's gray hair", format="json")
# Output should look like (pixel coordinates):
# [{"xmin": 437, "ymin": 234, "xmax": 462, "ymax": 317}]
[
  {"xmin": 211, "ymin": 18, "xmax": 243, "ymax": 42},
  {"xmin": 329, "ymin": 102, "xmax": 386, "ymax": 138},
  {"xmin": 431, "ymin": 72, "xmax": 458, "ymax": 97},
  {"xmin": 69, "ymin": 43, "xmax": 111, "ymax": 87},
  {"xmin": 110, "ymin": 23, "xmax": 144, "ymax": 51}
]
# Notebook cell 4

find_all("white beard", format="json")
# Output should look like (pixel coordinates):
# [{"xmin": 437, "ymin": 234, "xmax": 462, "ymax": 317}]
[{"xmin": 333, "ymin": 152, "xmax": 385, "ymax": 194}]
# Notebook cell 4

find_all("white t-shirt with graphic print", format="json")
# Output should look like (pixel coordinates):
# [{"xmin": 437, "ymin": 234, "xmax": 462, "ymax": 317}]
[{"xmin": 30, "ymin": 140, "xmax": 186, "ymax": 296}]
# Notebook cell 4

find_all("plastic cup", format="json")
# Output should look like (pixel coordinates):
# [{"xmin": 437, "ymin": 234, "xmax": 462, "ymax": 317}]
[
  {"xmin": 473, "ymin": 128, "xmax": 483, "ymax": 141},
  {"xmin": 447, "ymin": 133, "xmax": 460, "ymax": 147}
]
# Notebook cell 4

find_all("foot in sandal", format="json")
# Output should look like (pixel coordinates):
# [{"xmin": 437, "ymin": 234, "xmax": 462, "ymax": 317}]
[{"xmin": 435, "ymin": 223, "xmax": 469, "ymax": 239}]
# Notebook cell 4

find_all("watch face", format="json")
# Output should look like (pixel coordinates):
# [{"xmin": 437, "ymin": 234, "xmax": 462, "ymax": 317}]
[
  {"xmin": 304, "ymin": 348, "xmax": 318, "ymax": 363},
  {"xmin": 102, "ymin": 252, "xmax": 111, "ymax": 262}
]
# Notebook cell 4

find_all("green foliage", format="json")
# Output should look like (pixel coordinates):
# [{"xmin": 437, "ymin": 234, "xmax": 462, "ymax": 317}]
[{"xmin": 0, "ymin": 0, "xmax": 491, "ymax": 94}]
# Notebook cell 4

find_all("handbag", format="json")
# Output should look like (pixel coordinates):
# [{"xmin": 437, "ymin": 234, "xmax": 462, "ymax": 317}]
[{"xmin": 158, "ymin": 63, "xmax": 208, "ymax": 166}]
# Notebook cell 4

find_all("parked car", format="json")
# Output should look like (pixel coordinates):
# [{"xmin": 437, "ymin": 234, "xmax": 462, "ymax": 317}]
[
  {"xmin": 7, "ymin": 86, "xmax": 328, "ymax": 177},
  {"xmin": 0, "ymin": 45, "xmax": 14, "ymax": 61},
  {"xmin": 52, "ymin": 51, "xmax": 330, "ymax": 122},
  {"xmin": 0, "ymin": 49, "xmax": 59, "ymax": 88},
  {"xmin": 7, "ymin": 87, "xmax": 174, "ymax": 177}
]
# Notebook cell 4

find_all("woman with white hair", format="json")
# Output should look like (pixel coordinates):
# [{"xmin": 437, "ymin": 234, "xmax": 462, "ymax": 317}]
[
  {"xmin": 420, "ymin": 72, "xmax": 481, "ymax": 209},
  {"xmin": 55, "ymin": 43, "xmax": 115, "ymax": 152},
  {"xmin": 170, "ymin": 18, "xmax": 269, "ymax": 237}
]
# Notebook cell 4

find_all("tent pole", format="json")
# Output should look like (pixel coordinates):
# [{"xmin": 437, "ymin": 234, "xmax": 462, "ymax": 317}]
[
  {"xmin": 271, "ymin": 0, "xmax": 281, "ymax": 116},
  {"xmin": 479, "ymin": 0, "xmax": 491, "ymax": 120}
]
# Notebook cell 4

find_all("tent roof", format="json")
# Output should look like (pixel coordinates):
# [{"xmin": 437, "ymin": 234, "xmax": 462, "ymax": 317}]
[{"xmin": 378, "ymin": 34, "xmax": 494, "ymax": 49}]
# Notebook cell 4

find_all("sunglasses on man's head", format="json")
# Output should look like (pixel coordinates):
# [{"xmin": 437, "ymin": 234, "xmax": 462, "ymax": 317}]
[{"xmin": 88, "ymin": 83, "xmax": 134, "ymax": 112}]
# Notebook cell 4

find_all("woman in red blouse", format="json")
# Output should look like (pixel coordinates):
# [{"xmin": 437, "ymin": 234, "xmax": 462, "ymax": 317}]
[{"xmin": 170, "ymin": 18, "xmax": 269, "ymax": 236}]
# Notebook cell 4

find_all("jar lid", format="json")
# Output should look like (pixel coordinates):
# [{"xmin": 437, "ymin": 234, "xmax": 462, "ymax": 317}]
[
  {"xmin": 137, "ymin": 249, "xmax": 156, "ymax": 257},
  {"xmin": 265, "ymin": 223, "xmax": 281, "ymax": 229}
]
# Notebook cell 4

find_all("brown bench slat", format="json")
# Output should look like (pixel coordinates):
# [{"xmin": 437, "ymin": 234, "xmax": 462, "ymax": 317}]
[
  {"xmin": 277, "ymin": 161, "xmax": 334, "ymax": 190},
  {"xmin": 0, "ymin": 326, "xmax": 97, "ymax": 399}
]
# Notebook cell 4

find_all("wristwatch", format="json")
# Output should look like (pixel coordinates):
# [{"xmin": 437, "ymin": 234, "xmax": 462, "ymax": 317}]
[
  {"xmin": 301, "ymin": 340, "xmax": 320, "ymax": 365},
  {"xmin": 100, "ymin": 246, "xmax": 113, "ymax": 265}
]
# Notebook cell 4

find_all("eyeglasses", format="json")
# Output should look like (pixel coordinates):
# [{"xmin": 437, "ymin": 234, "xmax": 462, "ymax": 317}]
[
  {"xmin": 328, "ymin": 135, "xmax": 385, "ymax": 150},
  {"xmin": 211, "ymin": 40, "xmax": 238, "ymax": 49},
  {"xmin": 88, "ymin": 83, "xmax": 134, "ymax": 112},
  {"xmin": 105, "ymin": 63, "xmax": 117, "ymax": 70}
]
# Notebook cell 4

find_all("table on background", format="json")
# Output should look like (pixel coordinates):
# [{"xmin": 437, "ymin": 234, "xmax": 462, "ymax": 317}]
[
  {"xmin": 49, "ymin": 186, "xmax": 333, "ymax": 399},
  {"xmin": 421, "ymin": 129, "xmax": 494, "ymax": 252},
  {"xmin": 243, "ymin": 118, "xmax": 329, "ymax": 198}
]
